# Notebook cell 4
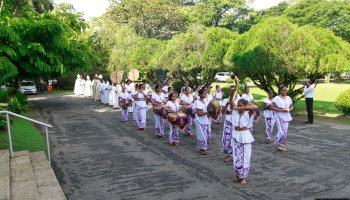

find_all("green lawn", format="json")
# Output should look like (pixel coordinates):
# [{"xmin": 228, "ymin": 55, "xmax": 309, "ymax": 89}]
[
  {"xmin": 212, "ymin": 82, "xmax": 350, "ymax": 120},
  {"xmin": 0, "ymin": 117, "xmax": 47, "ymax": 152}
]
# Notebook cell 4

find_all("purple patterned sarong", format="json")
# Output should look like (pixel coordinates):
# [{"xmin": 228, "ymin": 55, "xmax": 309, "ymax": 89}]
[
  {"xmin": 136, "ymin": 104, "xmax": 146, "ymax": 129},
  {"xmin": 232, "ymin": 138, "xmax": 251, "ymax": 179},
  {"xmin": 169, "ymin": 123, "xmax": 180, "ymax": 143},
  {"xmin": 195, "ymin": 122, "xmax": 209, "ymax": 150},
  {"xmin": 274, "ymin": 115, "xmax": 289, "ymax": 146},
  {"xmin": 264, "ymin": 117, "xmax": 275, "ymax": 140},
  {"xmin": 121, "ymin": 107, "xmax": 128, "ymax": 121},
  {"xmin": 222, "ymin": 119, "xmax": 233, "ymax": 155}
]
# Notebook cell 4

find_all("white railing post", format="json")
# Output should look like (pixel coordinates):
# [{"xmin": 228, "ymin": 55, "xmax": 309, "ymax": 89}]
[
  {"xmin": 6, "ymin": 113, "xmax": 14, "ymax": 158},
  {"xmin": 0, "ymin": 111, "xmax": 52, "ymax": 164},
  {"xmin": 45, "ymin": 126, "xmax": 51, "ymax": 164}
]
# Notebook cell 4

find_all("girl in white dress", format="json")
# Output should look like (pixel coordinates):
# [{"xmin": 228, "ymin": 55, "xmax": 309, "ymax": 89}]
[
  {"xmin": 231, "ymin": 98, "xmax": 257, "ymax": 185},
  {"xmin": 151, "ymin": 85, "xmax": 166, "ymax": 137},
  {"xmin": 263, "ymin": 90, "xmax": 276, "ymax": 143},
  {"xmin": 193, "ymin": 88, "xmax": 210, "ymax": 155},
  {"xmin": 166, "ymin": 93, "xmax": 181, "ymax": 145},
  {"xmin": 271, "ymin": 85, "xmax": 294, "ymax": 152}
]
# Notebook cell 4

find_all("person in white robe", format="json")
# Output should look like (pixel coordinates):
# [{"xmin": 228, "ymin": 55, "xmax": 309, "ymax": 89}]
[
  {"xmin": 80, "ymin": 78, "xmax": 86, "ymax": 95},
  {"xmin": 91, "ymin": 74, "xmax": 98, "ymax": 99},
  {"xmin": 166, "ymin": 92, "xmax": 181, "ymax": 145},
  {"xmin": 108, "ymin": 83, "xmax": 114, "ymax": 106},
  {"xmin": 112, "ymin": 83, "xmax": 121, "ymax": 109},
  {"xmin": 74, "ymin": 74, "xmax": 81, "ymax": 95},
  {"xmin": 95, "ymin": 75, "xmax": 103, "ymax": 101},
  {"xmin": 84, "ymin": 76, "xmax": 92, "ymax": 97},
  {"xmin": 263, "ymin": 90, "xmax": 276, "ymax": 143},
  {"xmin": 271, "ymin": 85, "xmax": 294, "ymax": 152}
]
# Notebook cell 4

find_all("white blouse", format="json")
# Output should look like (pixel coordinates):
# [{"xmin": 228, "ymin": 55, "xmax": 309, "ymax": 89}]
[
  {"xmin": 272, "ymin": 96, "xmax": 293, "ymax": 122},
  {"xmin": 152, "ymin": 92, "xmax": 165, "ymax": 103},
  {"xmin": 166, "ymin": 101, "xmax": 180, "ymax": 112},
  {"xmin": 180, "ymin": 94, "xmax": 193, "ymax": 105},
  {"xmin": 241, "ymin": 93, "xmax": 254, "ymax": 102},
  {"xmin": 119, "ymin": 92, "xmax": 130, "ymax": 100},
  {"xmin": 231, "ymin": 110, "xmax": 255, "ymax": 143},
  {"xmin": 193, "ymin": 100, "xmax": 209, "ymax": 124},
  {"xmin": 134, "ymin": 92, "xmax": 148, "ymax": 108},
  {"xmin": 263, "ymin": 98, "xmax": 275, "ymax": 119}
]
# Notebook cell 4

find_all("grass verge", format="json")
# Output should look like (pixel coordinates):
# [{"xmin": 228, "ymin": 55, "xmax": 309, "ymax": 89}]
[{"xmin": 0, "ymin": 117, "xmax": 47, "ymax": 152}]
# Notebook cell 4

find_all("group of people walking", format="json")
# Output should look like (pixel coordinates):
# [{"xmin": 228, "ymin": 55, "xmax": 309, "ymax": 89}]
[{"xmin": 74, "ymin": 75, "xmax": 295, "ymax": 185}]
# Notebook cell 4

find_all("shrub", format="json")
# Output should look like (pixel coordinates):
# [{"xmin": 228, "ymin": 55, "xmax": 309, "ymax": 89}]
[
  {"xmin": 14, "ymin": 93, "xmax": 28, "ymax": 106},
  {"xmin": 0, "ymin": 89, "xmax": 8, "ymax": 103},
  {"xmin": 335, "ymin": 89, "xmax": 350, "ymax": 116},
  {"xmin": 171, "ymin": 81, "xmax": 184, "ymax": 94},
  {"xmin": 8, "ymin": 97, "xmax": 22, "ymax": 114},
  {"xmin": 0, "ymin": 106, "xmax": 7, "ymax": 130}
]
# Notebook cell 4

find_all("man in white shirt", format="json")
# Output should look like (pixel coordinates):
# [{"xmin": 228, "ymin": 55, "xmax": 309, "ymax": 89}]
[{"xmin": 303, "ymin": 80, "xmax": 314, "ymax": 124}]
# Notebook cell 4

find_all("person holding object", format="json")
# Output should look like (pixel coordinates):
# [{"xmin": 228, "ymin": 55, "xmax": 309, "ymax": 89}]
[
  {"xmin": 166, "ymin": 92, "xmax": 181, "ymax": 146},
  {"xmin": 303, "ymin": 80, "xmax": 314, "ymax": 124},
  {"xmin": 151, "ymin": 85, "xmax": 166, "ymax": 137},
  {"xmin": 231, "ymin": 98, "xmax": 256, "ymax": 185},
  {"xmin": 132, "ymin": 84, "xmax": 150, "ymax": 130}
]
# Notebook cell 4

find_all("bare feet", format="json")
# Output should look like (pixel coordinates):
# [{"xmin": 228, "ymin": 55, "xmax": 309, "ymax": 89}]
[
  {"xmin": 277, "ymin": 145, "xmax": 286, "ymax": 152},
  {"xmin": 200, "ymin": 149, "xmax": 208, "ymax": 155},
  {"xmin": 174, "ymin": 142, "xmax": 179, "ymax": 146},
  {"xmin": 224, "ymin": 155, "xmax": 231, "ymax": 162},
  {"xmin": 208, "ymin": 140, "xmax": 212, "ymax": 144},
  {"xmin": 266, "ymin": 139, "xmax": 272, "ymax": 144},
  {"xmin": 240, "ymin": 179, "xmax": 247, "ymax": 185},
  {"xmin": 233, "ymin": 175, "xmax": 240, "ymax": 182}
]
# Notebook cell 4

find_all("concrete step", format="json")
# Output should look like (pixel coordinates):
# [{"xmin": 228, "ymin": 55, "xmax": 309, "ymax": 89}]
[
  {"xmin": 10, "ymin": 151, "xmax": 39, "ymax": 200},
  {"xmin": 0, "ymin": 150, "xmax": 10, "ymax": 200},
  {"xmin": 30, "ymin": 152, "xmax": 66, "ymax": 200}
]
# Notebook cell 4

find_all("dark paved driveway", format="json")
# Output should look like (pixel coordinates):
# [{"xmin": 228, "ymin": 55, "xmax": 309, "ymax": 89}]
[{"xmin": 29, "ymin": 93, "xmax": 350, "ymax": 200}]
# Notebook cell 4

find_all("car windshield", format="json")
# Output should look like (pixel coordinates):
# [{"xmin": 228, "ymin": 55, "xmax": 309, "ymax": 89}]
[{"xmin": 21, "ymin": 82, "xmax": 34, "ymax": 86}]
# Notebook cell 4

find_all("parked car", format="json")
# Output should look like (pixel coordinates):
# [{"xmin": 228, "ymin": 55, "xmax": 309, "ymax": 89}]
[
  {"xmin": 215, "ymin": 72, "xmax": 232, "ymax": 82},
  {"xmin": 19, "ymin": 81, "xmax": 37, "ymax": 94}
]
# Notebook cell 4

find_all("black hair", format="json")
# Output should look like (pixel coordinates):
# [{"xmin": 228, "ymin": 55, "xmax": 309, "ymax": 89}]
[
  {"xmin": 198, "ymin": 88, "xmax": 206, "ymax": 96},
  {"xmin": 142, "ymin": 79, "xmax": 146, "ymax": 83},
  {"xmin": 279, "ymin": 85, "xmax": 287, "ymax": 94},
  {"xmin": 167, "ymin": 86, "xmax": 173, "ymax": 92},
  {"xmin": 238, "ymin": 98, "xmax": 248, "ymax": 106},
  {"xmin": 268, "ymin": 89, "xmax": 275, "ymax": 96},
  {"xmin": 169, "ymin": 92, "xmax": 176, "ymax": 100},
  {"xmin": 244, "ymin": 86, "xmax": 249, "ymax": 91},
  {"xmin": 216, "ymin": 85, "xmax": 220, "ymax": 89},
  {"xmin": 155, "ymin": 84, "xmax": 160, "ymax": 90}
]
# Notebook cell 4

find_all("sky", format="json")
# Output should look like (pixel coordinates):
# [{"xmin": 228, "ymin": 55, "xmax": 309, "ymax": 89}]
[{"xmin": 54, "ymin": 0, "xmax": 284, "ymax": 21}]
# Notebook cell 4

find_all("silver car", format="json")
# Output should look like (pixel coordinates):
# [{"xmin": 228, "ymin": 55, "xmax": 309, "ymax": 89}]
[{"xmin": 19, "ymin": 81, "xmax": 37, "ymax": 94}]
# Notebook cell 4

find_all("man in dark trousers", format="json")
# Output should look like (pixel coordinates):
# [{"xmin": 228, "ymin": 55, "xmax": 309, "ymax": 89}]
[{"xmin": 303, "ymin": 80, "xmax": 314, "ymax": 124}]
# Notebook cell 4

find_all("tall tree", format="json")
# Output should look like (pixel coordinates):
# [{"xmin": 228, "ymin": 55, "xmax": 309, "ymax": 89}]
[
  {"xmin": 108, "ymin": 0, "xmax": 186, "ymax": 40},
  {"xmin": 225, "ymin": 17, "xmax": 350, "ymax": 100}
]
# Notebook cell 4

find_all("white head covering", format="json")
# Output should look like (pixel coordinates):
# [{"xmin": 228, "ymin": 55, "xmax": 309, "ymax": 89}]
[
  {"xmin": 86, "ymin": 75, "xmax": 90, "ymax": 80},
  {"xmin": 77, "ymin": 74, "xmax": 81, "ymax": 78},
  {"xmin": 98, "ymin": 74, "xmax": 103, "ymax": 79}
]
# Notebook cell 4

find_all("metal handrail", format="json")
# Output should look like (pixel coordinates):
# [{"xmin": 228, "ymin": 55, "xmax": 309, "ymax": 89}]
[{"xmin": 0, "ymin": 111, "xmax": 52, "ymax": 164}]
